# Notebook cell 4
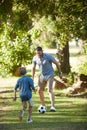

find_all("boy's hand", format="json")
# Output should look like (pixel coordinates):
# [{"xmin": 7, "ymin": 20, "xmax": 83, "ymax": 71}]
[
  {"xmin": 34, "ymin": 88, "xmax": 37, "ymax": 94},
  {"xmin": 13, "ymin": 97, "xmax": 16, "ymax": 101}
]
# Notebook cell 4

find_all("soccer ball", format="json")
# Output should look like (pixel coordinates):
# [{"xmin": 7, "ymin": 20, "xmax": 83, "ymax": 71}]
[{"xmin": 38, "ymin": 105, "xmax": 46, "ymax": 114}]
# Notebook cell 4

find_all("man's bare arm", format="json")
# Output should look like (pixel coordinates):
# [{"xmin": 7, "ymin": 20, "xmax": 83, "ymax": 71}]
[
  {"xmin": 32, "ymin": 63, "xmax": 36, "ymax": 79},
  {"xmin": 53, "ymin": 60, "xmax": 62, "ymax": 79}
]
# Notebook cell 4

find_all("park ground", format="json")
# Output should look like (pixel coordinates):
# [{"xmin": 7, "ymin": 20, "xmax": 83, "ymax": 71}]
[{"xmin": 0, "ymin": 43, "xmax": 87, "ymax": 130}]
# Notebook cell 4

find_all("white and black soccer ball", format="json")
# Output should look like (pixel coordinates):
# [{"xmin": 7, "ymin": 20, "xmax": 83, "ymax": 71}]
[{"xmin": 38, "ymin": 105, "xmax": 46, "ymax": 114}]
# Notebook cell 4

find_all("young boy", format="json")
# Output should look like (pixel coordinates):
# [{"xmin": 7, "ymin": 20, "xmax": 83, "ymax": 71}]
[{"xmin": 13, "ymin": 67, "xmax": 35, "ymax": 123}]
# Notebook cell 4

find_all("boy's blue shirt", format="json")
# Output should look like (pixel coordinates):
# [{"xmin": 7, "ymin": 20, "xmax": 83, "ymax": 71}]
[{"xmin": 14, "ymin": 75, "xmax": 35, "ymax": 99}]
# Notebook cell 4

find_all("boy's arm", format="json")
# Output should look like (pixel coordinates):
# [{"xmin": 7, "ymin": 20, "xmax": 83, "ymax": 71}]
[
  {"xmin": 13, "ymin": 79, "xmax": 19, "ymax": 101},
  {"xmin": 13, "ymin": 89, "xmax": 17, "ymax": 101},
  {"xmin": 30, "ymin": 78, "xmax": 36, "ymax": 93}
]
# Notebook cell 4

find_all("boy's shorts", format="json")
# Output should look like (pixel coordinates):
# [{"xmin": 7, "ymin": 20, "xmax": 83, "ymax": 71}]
[{"xmin": 20, "ymin": 96, "xmax": 34, "ymax": 107}]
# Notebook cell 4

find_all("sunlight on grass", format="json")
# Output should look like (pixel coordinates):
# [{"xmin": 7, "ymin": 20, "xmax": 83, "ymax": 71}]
[
  {"xmin": 0, "ymin": 75, "xmax": 87, "ymax": 130},
  {"xmin": 0, "ymin": 89, "xmax": 87, "ymax": 130},
  {"xmin": 0, "ymin": 45, "xmax": 87, "ymax": 130}
]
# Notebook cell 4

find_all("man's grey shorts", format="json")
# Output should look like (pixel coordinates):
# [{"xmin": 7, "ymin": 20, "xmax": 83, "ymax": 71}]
[{"xmin": 38, "ymin": 74, "xmax": 54, "ymax": 90}]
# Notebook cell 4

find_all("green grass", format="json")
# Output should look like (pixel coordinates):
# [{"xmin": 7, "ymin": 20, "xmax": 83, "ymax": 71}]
[
  {"xmin": 0, "ymin": 82, "xmax": 87, "ymax": 130},
  {"xmin": 0, "ymin": 46, "xmax": 87, "ymax": 130}
]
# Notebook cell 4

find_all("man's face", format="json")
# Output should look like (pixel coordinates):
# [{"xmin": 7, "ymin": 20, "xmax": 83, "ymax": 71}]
[{"xmin": 36, "ymin": 50, "xmax": 43, "ymax": 58}]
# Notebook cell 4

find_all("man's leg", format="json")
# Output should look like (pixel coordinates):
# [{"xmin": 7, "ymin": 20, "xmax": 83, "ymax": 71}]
[
  {"xmin": 38, "ymin": 75, "xmax": 46, "ymax": 106},
  {"xmin": 38, "ymin": 87, "xmax": 45, "ymax": 106},
  {"xmin": 48, "ymin": 75, "xmax": 56, "ymax": 111}
]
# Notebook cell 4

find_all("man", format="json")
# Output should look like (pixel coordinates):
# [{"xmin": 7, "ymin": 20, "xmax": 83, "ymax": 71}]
[{"xmin": 32, "ymin": 46, "xmax": 62, "ymax": 111}]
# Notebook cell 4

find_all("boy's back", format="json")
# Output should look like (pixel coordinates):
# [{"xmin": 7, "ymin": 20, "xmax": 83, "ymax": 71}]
[{"xmin": 13, "ymin": 67, "xmax": 35, "ymax": 123}]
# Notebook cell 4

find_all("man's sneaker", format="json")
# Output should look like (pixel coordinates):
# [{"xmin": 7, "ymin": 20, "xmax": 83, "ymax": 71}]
[
  {"xmin": 27, "ymin": 119, "xmax": 33, "ymax": 123},
  {"xmin": 50, "ymin": 106, "xmax": 56, "ymax": 112}
]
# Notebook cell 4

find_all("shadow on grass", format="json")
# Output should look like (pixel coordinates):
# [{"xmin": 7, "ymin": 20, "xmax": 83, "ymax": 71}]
[
  {"xmin": 0, "ymin": 108, "xmax": 87, "ymax": 130},
  {"xmin": 0, "ymin": 122, "xmax": 87, "ymax": 130},
  {"xmin": 0, "ymin": 89, "xmax": 87, "ymax": 130},
  {"xmin": 0, "ymin": 90, "xmax": 13, "ymax": 94}
]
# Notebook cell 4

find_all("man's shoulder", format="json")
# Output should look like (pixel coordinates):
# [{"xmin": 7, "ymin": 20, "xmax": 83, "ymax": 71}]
[
  {"xmin": 43, "ymin": 53, "xmax": 53, "ymax": 58},
  {"xmin": 43, "ymin": 53, "xmax": 56, "ymax": 62},
  {"xmin": 33, "ymin": 55, "xmax": 38, "ymax": 60}
]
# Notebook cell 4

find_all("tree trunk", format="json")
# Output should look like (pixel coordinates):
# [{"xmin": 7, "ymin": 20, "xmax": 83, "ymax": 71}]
[{"xmin": 57, "ymin": 41, "xmax": 71, "ymax": 74}]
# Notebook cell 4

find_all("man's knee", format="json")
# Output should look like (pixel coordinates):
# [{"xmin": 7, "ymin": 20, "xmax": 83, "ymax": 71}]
[
  {"xmin": 38, "ymin": 88, "xmax": 43, "ymax": 94},
  {"xmin": 48, "ymin": 88, "xmax": 53, "ymax": 93}
]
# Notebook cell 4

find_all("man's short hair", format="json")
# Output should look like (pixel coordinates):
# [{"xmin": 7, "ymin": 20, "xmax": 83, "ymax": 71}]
[
  {"xmin": 19, "ymin": 67, "xmax": 26, "ymax": 75},
  {"xmin": 36, "ymin": 46, "xmax": 42, "ymax": 51}
]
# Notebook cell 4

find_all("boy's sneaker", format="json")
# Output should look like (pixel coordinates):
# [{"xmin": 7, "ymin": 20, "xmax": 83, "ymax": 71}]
[
  {"xmin": 27, "ymin": 119, "xmax": 33, "ymax": 123},
  {"xmin": 50, "ymin": 106, "xmax": 56, "ymax": 112},
  {"xmin": 21, "ymin": 110, "xmax": 24, "ymax": 117},
  {"xmin": 19, "ymin": 116, "xmax": 22, "ymax": 121},
  {"xmin": 19, "ymin": 110, "xmax": 24, "ymax": 121}
]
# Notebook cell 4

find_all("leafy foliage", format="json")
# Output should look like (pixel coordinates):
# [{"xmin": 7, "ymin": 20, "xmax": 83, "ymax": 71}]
[
  {"xmin": 84, "ymin": 42, "xmax": 87, "ymax": 54},
  {"xmin": 0, "ymin": 24, "xmax": 34, "ymax": 76},
  {"xmin": 28, "ymin": 16, "xmax": 58, "ymax": 48},
  {"xmin": 0, "ymin": 0, "xmax": 87, "ymax": 76},
  {"xmin": 76, "ymin": 60, "xmax": 87, "ymax": 75}
]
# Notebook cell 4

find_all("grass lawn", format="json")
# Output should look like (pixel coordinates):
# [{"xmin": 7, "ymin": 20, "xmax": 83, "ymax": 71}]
[
  {"xmin": 0, "ymin": 79, "xmax": 87, "ymax": 130},
  {"xmin": 0, "ymin": 44, "xmax": 87, "ymax": 130}
]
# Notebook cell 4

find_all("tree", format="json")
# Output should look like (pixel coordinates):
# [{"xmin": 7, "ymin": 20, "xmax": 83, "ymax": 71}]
[
  {"xmin": 0, "ymin": 0, "xmax": 34, "ymax": 76},
  {"xmin": 0, "ymin": 0, "xmax": 87, "ymax": 75},
  {"xmin": 0, "ymin": 24, "xmax": 34, "ymax": 76}
]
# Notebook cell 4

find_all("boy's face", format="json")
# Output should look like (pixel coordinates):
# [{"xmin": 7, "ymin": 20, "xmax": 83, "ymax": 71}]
[{"xmin": 36, "ymin": 50, "xmax": 43, "ymax": 58}]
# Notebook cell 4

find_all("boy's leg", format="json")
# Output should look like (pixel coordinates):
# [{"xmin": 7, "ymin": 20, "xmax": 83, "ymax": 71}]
[
  {"xmin": 27, "ymin": 98, "xmax": 34, "ymax": 123},
  {"xmin": 27, "ymin": 105, "xmax": 33, "ymax": 120},
  {"xmin": 19, "ymin": 101, "xmax": 27, "ymax": 121}
]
